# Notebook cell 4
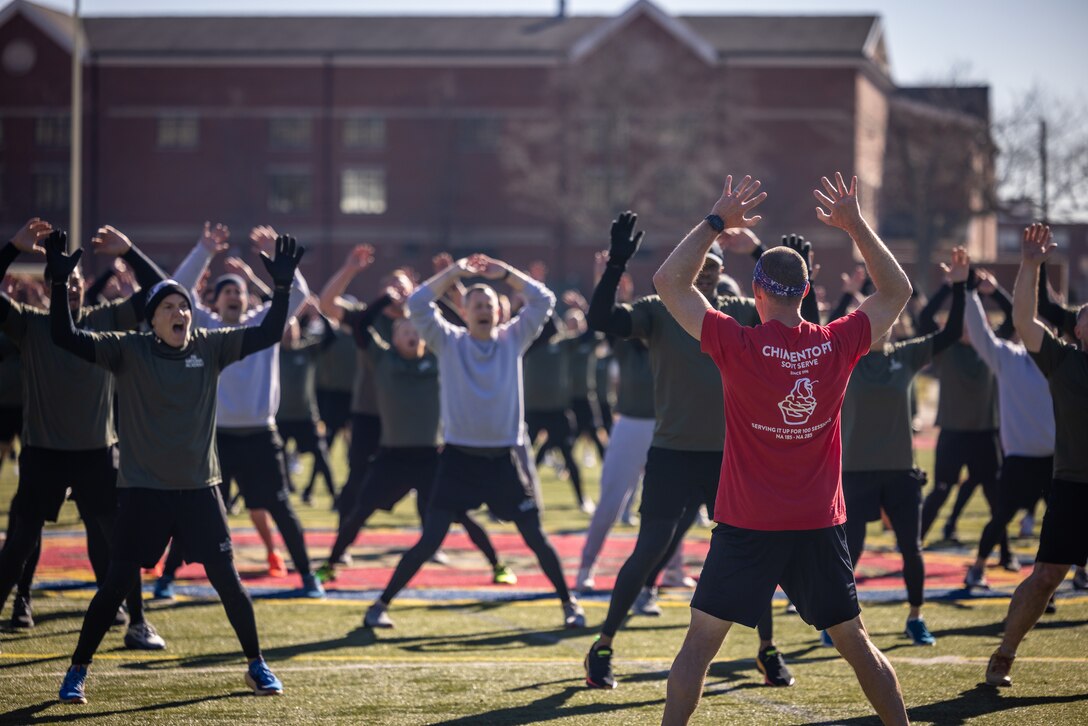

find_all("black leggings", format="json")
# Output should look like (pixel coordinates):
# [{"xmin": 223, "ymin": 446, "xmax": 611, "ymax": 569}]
[
  {"xmin": 921, "ymin": 477, "xmax": 1009, "ymax": 560},
  {"xmin": 601, "ymin": 506, "xmax": 773, "ymax": 642},
  {"xmin": 0, "ymin": 503, "xmax": 144, "ymax": 624},
  {"xmin": 380, "ymin": 508, "xmax": 569, "ymax": 605},
  {"xmin": 530, "ymin": 411, "xmax": 584, "ymax": 504},
  {"xmin": 977, "ymin": 456, "xmax": 1052, "ymax": 562},
  {"xmin": 73, "ymin": 556, "xmax": 258, "ymax": 665},
  {"xmin": 301, "ymin": 437, "xmax": 338, "ymax": 501},
  {"xmin": 845, "ymin": 501, "xmax": 925, "ymax": 609}
]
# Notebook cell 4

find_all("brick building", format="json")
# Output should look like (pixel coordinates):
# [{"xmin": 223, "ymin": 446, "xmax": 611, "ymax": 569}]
[{"xmin": 0, "ymin": 0, "xmax": 997, "ymax": 297}]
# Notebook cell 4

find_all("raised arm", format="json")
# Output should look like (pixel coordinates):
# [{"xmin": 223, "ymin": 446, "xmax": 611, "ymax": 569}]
[
  {"xmin": 238, "ymin": 235, "xmax": 306, "ymax": 359},
  {"xmin": 470, "ymin": 254, "xmax": 555, "ymax": 348},
  {"xmin": 0, "ymin": 218, "xmax": 53, "ymax": 322},
  {"xmin": 174, "ymin": 222, "xmax": 230, "ymax": 311},
  {"xmin": 351, "ymin": 292, "xmax": 395, "ymax": 350},
  {"xmin": 780, "ymin": 234, "xmax": 821, "ymax": 324},
  {"xmin": 44, "ymin": 232, "xmax": 97, "ymax": 363},
  {"xmin": 814, "ymin": 173, "xmax": 911, "ymax": 346},
  {"xmin": 223, "ymin": 257, "xmax": 272, "ymax": 301},
  {"xmin": 929, "ymin": 247, "xmax": 968, "ymax": 357},
  {"xmin": 654, "ymin": 176, "xmax": 767, "ymax": 340},
  {"xmin": 1012, "ymin": 223, "xmax": 1056, "ymax": 353},
  {"xmin": 318, "ymin": 244, "xmax": 374, "ymax": 323},
  {"xmin": 1037, "ymin": 262, "xmax": 1078, "ymax": 338},
  {"xmin": 973, "ymin": 269, "xmax": 1014, "ymax": 340},
  {"xmin": 916, "ymin": 282, "xmax": 950, "ymax": 336},
  {"xmin": 90, "ymin": 225, "xmax": 169, "ymax": 320}
]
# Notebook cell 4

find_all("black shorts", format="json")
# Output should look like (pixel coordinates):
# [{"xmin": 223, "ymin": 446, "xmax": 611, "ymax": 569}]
[
  {"xmin": 316, "ymin": 389, "xmax": 352, "ymax": 439},
  {"xmin": 1036, "ymin": 479, "xmax": 1088, "ymax": 567},
  {"xmin": 217, "ymin": 429, "xmax": 291, "ymax": 511},
  {"xmin": 570, "ymin": 397, "xmax": 601, "ymax": 433},
  {"xmin": 277, "ymin": 418, "xmax": 324, "ymax": 455},
  {"xmin": 639, "ymin": 447, "xmax": 721, "ymax": 522},
  {"xmin": 0, "ymin": 406, "xmax": 21, "ymax": 443},
  {"xmin": 428, "ymin": 446, "xmax": 537, "ymax": 522},
  {"xmin": 998, "ymin": 455, "xmax": 1053, "ymax": 512},
  {"xmin": 843, "ymin": 470, "xmax": 925, "ymax": 523},
  {"xmin": 12, "ymin": 446, "xmax": 119, "ymax": 522},
  {"xmin": 357, "ymin": 447, "xmax": 438, "ymax": 513},
  {"xmin": 526, "ymin": 410, "xmax": 573, "ymax": 445},
  {"xmin": 691, "ymin": 522, "xmax": 860, "ymax": 631},
  {"xmin": 934, "ymin": 429, "xmax": 1001, "ymax": 485},
  {"xmin": 112, "ymin": 487, "xmax": 233, "ymax": 568},
  {"xmin": 348, "ymin": 413, "xmax": 382, "ymax": 472}
]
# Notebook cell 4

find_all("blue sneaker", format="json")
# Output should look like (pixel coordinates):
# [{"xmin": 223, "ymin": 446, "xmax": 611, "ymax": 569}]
[
  {"xmin": 905, "ymin": 618, "xmax": 936, "ymax": 646},
  {"xmin": 301, "ymin": 574, "xmax": 326, "ymax": 599},
  {"xmin": 59, "ymin": 665, "xmax": 88, "ymax": 704},
  {"xmin": 820, "ymin": 630, "xmax": 834, "ymax": 647},
  {"xmin": 153, "ymin": 577, "xmax": 175, "ymax": 601},
  {"xmin": 245, "ymin": 658, "xmax": 283, "ymax": 696}
]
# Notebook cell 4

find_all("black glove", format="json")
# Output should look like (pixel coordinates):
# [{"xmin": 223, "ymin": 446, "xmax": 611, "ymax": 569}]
[
  {"xmin": 44, "ymin": 230, "xmax": 82, "ymax": 283},
  {"xmin": 260, "ymin": 234, "xmax": 305, "ymax": 290},
  {"xmin": 608, "ymin": 211, "xmax": 644, "ymax": 268},
  {"xmin": 781, "ymin": 234, "xmax": 813, "ymax": 276}
]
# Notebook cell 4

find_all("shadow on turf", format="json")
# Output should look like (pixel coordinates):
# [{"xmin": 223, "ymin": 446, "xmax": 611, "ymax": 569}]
[
  {"xmin": 802, "ymin": 685, "xmax": 1088, "ymax": 726},
  {"xmin": 0, "ymin": 692, "xmax": 246, "ymax": 724},
  {"xmin": 426, "ymin": 685, "xmax": 666, "ymax": 725}
]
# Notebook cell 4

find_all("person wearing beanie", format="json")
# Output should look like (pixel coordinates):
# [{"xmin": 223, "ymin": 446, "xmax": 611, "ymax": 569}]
[{"xmin": 0, "ymin": 220, "xmax": 168, "ymax": 651}]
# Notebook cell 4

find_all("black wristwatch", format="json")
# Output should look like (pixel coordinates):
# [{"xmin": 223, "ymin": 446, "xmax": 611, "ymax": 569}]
[{"xmin": 705, "ymin": 214, "xmax": 725, "ymax": 233}]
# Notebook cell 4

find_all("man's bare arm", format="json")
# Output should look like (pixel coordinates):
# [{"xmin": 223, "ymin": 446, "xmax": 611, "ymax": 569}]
[
  {"xmin": 317, "ymin": 244, "xmax": 374, "ymax": 322},
  {"xmin": 1012, "ymin": 222, "xmax": 1056, "ymax": 353},
  {"xmin": 815, "ymin": 173, "xmax": 911, "ymax": 344}
]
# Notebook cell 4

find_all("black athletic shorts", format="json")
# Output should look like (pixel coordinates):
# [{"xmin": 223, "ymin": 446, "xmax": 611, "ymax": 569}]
[
  {"xmin": 348, "ymin": 413, "xmax": 382, "ymax": 472},
  {"xmin": 1036, "ymin": 479, "xmax": 1088, "ymax": 567},
  {"xmin": 277, "ymin": 418, "xmax": 324, "ymax": 455},
  {"xmin": 570, "ymin": 397, "xmax": 601, "ymax": 433},
  {"xmin": 217, "ymin": 429, "xmax": 291, "ymax": 511},
  {"xmin": 639, "ymin": 447, "xmax": 721, "ymax": 522},
  {"xmin": 12, "ymin": 446, "xmax": 119, "ymax": 522},
  {"xmin": 526, "ymin": 410, "xmax": 573, "ymax": 445},
  {"xmin": 843, "ymin": 469, "xmax": 925, "ymax": 523},
  {"xmin": 0, "ymin": 405, "xmax": 21, "ymax": 443},
  {"xmin": 358, "ymin": 447, "xmax": 438, "ymax": 513},
  {"xmin": 429, "ymin": 445, "xmax": 537, "ymax": 522},
  {"xmin": 112, "ymin": 487, "xmax": 233, "ymax": 568},
  {"xmin": 316, "ymin": 389, "xmax": 352, "ymax": 439},
  {"xmin": 691, "ymin": 522, "xmax": 861, "ymax": 631},
  {"xmin": 934, "ymin": 429, "xmax": 1001, "ymax": 486},
  {"xmin": 998, "ymin": 455, "xmax": 1053, "ymax": 512}
]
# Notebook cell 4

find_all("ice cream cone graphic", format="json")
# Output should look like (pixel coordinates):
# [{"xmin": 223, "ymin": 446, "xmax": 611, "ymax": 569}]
[{"xmin": 778, "ymin": 377, "xmax": 817, "ymax": 425}]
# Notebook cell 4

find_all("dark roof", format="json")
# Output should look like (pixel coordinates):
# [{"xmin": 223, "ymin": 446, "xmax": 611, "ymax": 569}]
[{"xmin": 897, "ymin": 86, "xmax": 991, "ymax": 122}]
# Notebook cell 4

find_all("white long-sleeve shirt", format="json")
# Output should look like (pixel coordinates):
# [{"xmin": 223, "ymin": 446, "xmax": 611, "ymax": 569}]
[
  {"xmin": 173, "ymin": 242, "xmax": 309, "ymax": 429},
  {"xmin": 964, "ymin": 291, "xmax": 1054, "ymax": 457},
  {"xmin": 408, "ymin": 278, "xmax": 554, "ymax": 447}
]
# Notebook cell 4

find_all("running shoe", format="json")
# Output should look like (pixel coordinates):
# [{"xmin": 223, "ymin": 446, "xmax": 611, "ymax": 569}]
[
  {"xmin": 267, "ymin": 551, "xmax": 288, "ymax": 578},
  {"xmin": 153, "ymin": 576, "xmax": 176, "ymax": 601},
  {"xmin": 1001, "ymin": 554, "xmax": 1022, "ymax": 573},
  {"xmin": 59, "ymin": 665, "xmax": 88, "ymax": 704},
  {"xmin": 620, "ymin": 511, "xmax": 639, "ymax": 527},
  {"xmin": 315, "ymin": 563, "xmax": 337, "ymax": 584},
  {"xmin": 1073, "ymin": 567, "xmax": 1088, "ymax": 591},
  {"xmin": 1018, "ymin": 513, "xmax": 1035, "ymax": 538},
  {"xmin": 985, "ymin": 650, "xmax": 1014, "ymax": 687},
  {"xmin": 113, "ymin": 604, "xmax": 129, "ymax": 628},
  {"xmin": 659, "ymin": 571, "xmax": 697, "ymax": 589},
  {"xmin": 584, "ymin": 642, "xmax": 617, "ymax": 689},
  {"xmin": 784, "ymin": 601, "xmax": 798, "ymax": 615},
  {"xmin": 10, "ymin": 594, "xmax": 33, "ymax": 629},
  {"xmin": 819, "ymin": 630, "xmax": 835, "ymax": 648},
  {"xmin": 756, "ymin": 646, "xmax": 795, "ymax": 687},
  {"xmin": 364, "ymin": 603, "xmax": 394, "ymax": 628},
  {"xmin": 430, "ymin": 549, "xmax": 451, "ymax": 565},
  {"xmin": 1045, "ymin": 596, "xmax": 1058, "ymax": 614},
  {"xmin": 964, "ymin": 565, "xmax": 989, "ymax": 589},
  {"xmin": 941, "ymin": 529, "xmax": 961, "ymax": 546},
  {"xmin": 301, "ymin": 574, "xmax": 326, "ymax": 599},
  {"xmin": 564, "ymin": 599, "xmax": 586, "ymax": 629},
  {"xmin": 632, "ymin": 586, "xmax": 662, "ymax": 617},
  {"xmin": 124, "ymin": 622, "xmax": 167, "ymax": 650},
  {"xmin": 333, "ymin": 552, "xmax": 353, "ymax": 567},
  {"xmin": 904, "ymin": 617, "xmax": 937, "ymax": 646},
  {"xmin": 575, "ymin": 568, "xmax": 596, "ymax": 592},
  {"xmin": 580, "ymin": 498, "xmax": 597, "ymax": 515},
  {"xmin": 492, "ymin": 563, "xmax": 518, "ymax": 585},
  {"xmin": 245, "ymin": 657, "xmax": 284, "ymax": 696}
]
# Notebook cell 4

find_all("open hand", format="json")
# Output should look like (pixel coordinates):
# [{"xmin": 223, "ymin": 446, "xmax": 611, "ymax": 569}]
[
  {"xmin": 200, "ymin": 221, "xmax": 230, "ymax": 255},
  {"xmin": 91, "ymin": 225, "xmax": 133, "ymax": 257},
  {"xmin": 709, "ymin": 175, "xmax": 766, "ymax": 229},
  {"xmin": 260, "ymin": 235, "xmax": 305, "ymax": 288},
  {"xmin": 467, "ymin": 254, "xmax": 506, "ymax": 281},
  {"xmin": 608, "ymin": 211, "xmax": 644, "ymax": 266},
  {"xmin": 948, "ymin": 246, "xmax": 970, "ymax": 283},
  {"xmin": 10, "ymin": 218, "xmax": 52, "ymax": 255},
  {"xmin": 781, "ymin": 234, "xmax": 813, "ymax": 276},
  {"xmin": 975, "ymin": 269, "xmax": 997, "ymax": 295},
  {"xmin": 347, "ymin": 244, "xmax": 375, "ymax": 271},
  {"xmin": 1020, "ymin": 223, "xmax": 1055, "ymax": 265},
  {"xmin": 814, "ymin": 173, "xmax": 863, "ymax": 232}
]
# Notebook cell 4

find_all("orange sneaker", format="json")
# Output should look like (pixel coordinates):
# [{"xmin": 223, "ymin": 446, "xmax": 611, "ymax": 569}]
[{"xmin": 267, "ymin": 551, "xmax": 288, "ymax": 578}]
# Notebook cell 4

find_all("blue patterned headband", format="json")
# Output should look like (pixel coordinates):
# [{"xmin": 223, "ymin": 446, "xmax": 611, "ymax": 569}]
[{"xmin": 753, "ymin": 258, "xmax": 807, "ymax": 298}]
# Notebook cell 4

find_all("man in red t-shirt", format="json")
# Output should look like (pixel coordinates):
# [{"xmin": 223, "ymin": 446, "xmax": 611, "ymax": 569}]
[{"xmin": 655, "ymin": 173, "xmax": 912, "ymax": 726}]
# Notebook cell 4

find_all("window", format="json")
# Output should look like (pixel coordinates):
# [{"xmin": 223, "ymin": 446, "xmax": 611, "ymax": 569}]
[
  {"xmin": 35, "ymin": 114, "xmax": 70, "ymax": 147},
  {"xmin": 458, "ymin": 117, "xmax": 501, "ymax": 151},
  {"xmin": 582, "ymin": 166, "xmax": 625, "ymax": 211},
  {"xmin": 269, "ymin": 117, "xmax": 312, "ymax": 150},
  {"xmin": 157, "ymin": 116, "xmax": 199, "ymax": 149},
  {"xmin": 267, "ymin": 171, "xmax": 312, "ymax": 214},
  {"xmin": 343, "ymin": 117, "xmax": 385, "ymax": 150},
  {"xmin": 35, "ymin": 170, "xmax": 69, "ymax": 210},
  {"xmin": 340, "ymin": 168, "xmax": 386, "ymax": 215}
]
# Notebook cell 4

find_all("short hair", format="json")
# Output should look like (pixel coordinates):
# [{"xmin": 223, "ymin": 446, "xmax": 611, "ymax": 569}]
[
  {"xmin": 756, "ymin": 247, "xmax": 808, "ymax": 301},
  {"xmin": 463, "ymin": 284, "xmax": 497, "ymax": 306}
]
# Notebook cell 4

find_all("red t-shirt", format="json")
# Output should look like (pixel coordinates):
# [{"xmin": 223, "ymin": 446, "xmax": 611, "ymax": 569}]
[{"xmin": 700, "ymin": 308, "xmax": 871, "ymax": 531}]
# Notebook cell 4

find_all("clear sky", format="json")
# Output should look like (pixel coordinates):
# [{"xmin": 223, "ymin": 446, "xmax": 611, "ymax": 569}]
[{"xmin": 28, "ymin": 0, "xmax": 1088, "ymax": 113}]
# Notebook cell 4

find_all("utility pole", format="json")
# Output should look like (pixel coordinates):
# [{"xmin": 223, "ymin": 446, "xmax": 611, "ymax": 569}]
[
  {"xmin": 1039, "ymin": 118, "xmax": 1049, "ymax": 222},
  {"xmin": 69, "ymin": 0, "xmax": 83, "ymax": 249}
]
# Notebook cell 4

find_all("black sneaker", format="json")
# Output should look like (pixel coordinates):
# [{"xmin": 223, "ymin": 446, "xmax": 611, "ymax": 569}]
[
  {"xmin": 756, "ymin": 646, "xmax": 795, "ymax": 687},
  {"xmin": 11, "ymin": 594, "xmax": 33, "ymax": 629},
  {"xmin": 1045, "ymin": 596, "xmax": 1058, "ymax": 614},
  {"xmin": 584, "ymin": 643, "xmax": 617, "ymax": 689}
]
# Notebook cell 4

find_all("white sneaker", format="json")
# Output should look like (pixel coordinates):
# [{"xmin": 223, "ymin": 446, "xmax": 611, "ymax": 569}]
[
  {"xmin": 659, "ymin": 570, "xmax": 696, "ymax": 589},
  {"xmin": 124, "ymin": 621, "xmax": 166, "ymax": 650},
  {"xmin": 430, "ymin": 549, "xmax": 450, "ymax": 565},
  {"xmin": 576, "ymin": 568, "xmax": 596, "ymax": 592},
  {"xmin": 620, "ymin": 512, "xmax": 639, "ymax": 527},
  {"xmin": 580, "ymin": 498, "xmax": 597, "ymax": 515},
  {"xmin": 364, "ymin": 603, "xmax": 394, "ymax": 629},
  {"xmin": 632, "ymin": 586, "xmax": 662, "ymax": 616}
]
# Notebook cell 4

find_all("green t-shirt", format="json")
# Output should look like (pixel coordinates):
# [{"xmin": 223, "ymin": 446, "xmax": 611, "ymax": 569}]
[
  {"xmin": 315, "ymin": 328, "xmax": 356, "ymax": 393},
  {"xmin": 1, "ymin": 297, "xmax": 138, "ymax": 450},
  {"xmin": 613, "ymin": 337, "xmax": 654, "ymax": 419},
  {"xmin": 933, "ymin": 343, "xmax": 999, "ymax": 431},
  {"xmin": 0, "ymin": 333, "xmax": 22, "ymax": 408},
  {"xmin": 568, "ymin": 332, "xmax": 599, "ymax": 399},
  {"xmin": 1030, "ymin": 331, "xmax": 1088, "ymax": 483},
  {"xmin": 90, "ymin": 327, "xmax": 246, "ymax": 490},
  {"xmin": 524, "ymin": 334, "xmax": 571, "ymax": 413},
  {"xmin": 278, "ymin": 342, "xmax": 320, "ymax": 422},
  {"xmin": 842, "ymin": 336, "xmax": 934, "ymax": 472},
  {"xmin": 629, "ymin": 295, "xmax": 759, "ymax": 451},
  {"xmin": 366, "ymin": 329, "xmax": 443, "ymax": 448},
  {"xmin": 343, "ymin": 304, "xmax": 394, "ymax": 415}
]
